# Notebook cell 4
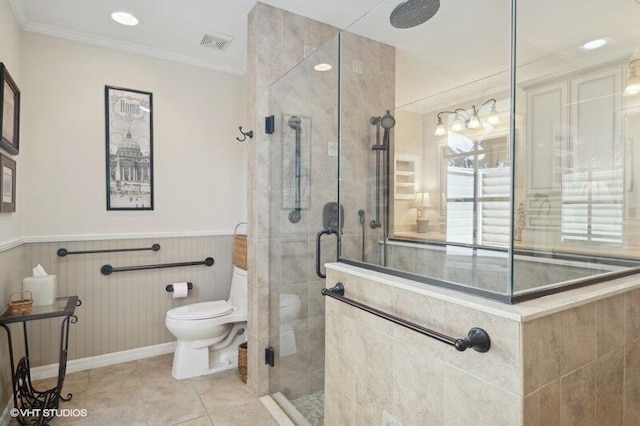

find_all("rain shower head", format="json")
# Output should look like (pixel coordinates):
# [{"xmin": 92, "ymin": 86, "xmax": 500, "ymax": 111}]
[
  {"xmin": 289, "ymin": 115, "xmax": 302, "ymax": 129},
  {"xmin": 390, "ymin": 0, "xmax": 440, "ymax": 29}
]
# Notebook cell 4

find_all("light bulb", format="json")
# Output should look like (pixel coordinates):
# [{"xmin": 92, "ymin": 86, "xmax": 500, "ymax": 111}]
[
  {"xmin": 468, "ymin": 114, "xmax": 481, "ymax": 129},
  {"xmin": 624, "ymin": 74, "xmax": 640, "ymax": 96},
  {"xmin": 488, "ymin": 107, "xmax": 500, "ymax": 125},
  {"xmin": 451, "ymin": 115, "xmax": 464, "ymax": 132},
  {"xmin": 434, "ymin": 117, "xmax": 446, "ymax": 136}
]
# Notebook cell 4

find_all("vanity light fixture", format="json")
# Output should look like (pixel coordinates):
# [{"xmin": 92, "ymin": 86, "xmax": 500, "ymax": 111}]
[
  {"xmin": 625, "ymin": 59, "xmax": 640, "ymax": 96},
  {"xmin": 111, "ymin": 11, "xmax": 139, "ymax": 26},
  {"xmin": 433, "ymin": 98, "xmax": 500, "ymax": 136}
]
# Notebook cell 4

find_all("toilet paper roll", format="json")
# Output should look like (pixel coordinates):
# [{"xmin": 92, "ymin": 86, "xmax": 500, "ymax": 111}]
[{"xmin": 172, "ymin": 282, "xmax": 189, "ymax": 299}]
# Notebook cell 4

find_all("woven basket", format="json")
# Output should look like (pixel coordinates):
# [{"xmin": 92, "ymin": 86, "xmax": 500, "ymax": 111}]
[
  {"xmin": 8, "ymin": 291, "xmax": 33, "ymax": 315},
  {"xmin": 238, "ymin": 342, "xmax": 248, "ymax": 383},
  {"xmin": 233, "ymin": 222, "xmax": 248, "ymax": 270}
]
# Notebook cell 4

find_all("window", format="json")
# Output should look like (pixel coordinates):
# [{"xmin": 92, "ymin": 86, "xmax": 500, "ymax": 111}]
[{"xmin": 440, "ymin": 133, "xmax": 511, "ymax": 246}]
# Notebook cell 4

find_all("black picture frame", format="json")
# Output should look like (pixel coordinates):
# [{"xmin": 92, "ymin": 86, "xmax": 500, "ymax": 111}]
[
  {"xmin": 105, "ymin": 85, "xmax": 154, "ymax": 210},
  {"xmin": 0, "ymin": 153, "xmax": 16, "ymax": 213},
  {"xmin": 0, "ymin": 63, "xmax": 20, "ymax": 155}
]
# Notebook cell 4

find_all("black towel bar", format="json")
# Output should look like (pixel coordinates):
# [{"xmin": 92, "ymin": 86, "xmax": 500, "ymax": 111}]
[
  {"xmin": 166, "ymin": 282, "xmax": 193, "ymax": 292},
  {"xmin": 101, "ymin": 257, "xmax": 214, "ymax": 275},
  {"xmin": 321, "ymin": 282, "xmax": 490, "ymax": 352},
  {"xmin": 58, "ymin": 244, "xmax": 160, "ymax": 257}
]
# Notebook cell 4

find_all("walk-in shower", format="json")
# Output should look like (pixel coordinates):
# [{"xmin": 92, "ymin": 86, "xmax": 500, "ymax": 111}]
[{"xmin": 258, "ymin": 0, "xmax": 640, "ymax": 422}]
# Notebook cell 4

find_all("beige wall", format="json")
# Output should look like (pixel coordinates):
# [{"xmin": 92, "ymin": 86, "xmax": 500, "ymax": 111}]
[
  {"xmin": 20, "ymin": 32, "xmax": 246, "ymax": 238},
  {"xmin": 0, "ymin": 0, "xmax": 23, "ymax": 243},
  {"xmin": 325, "ymin": 264, "xmax": 640, "ymax": 425},
  {"xmin": 0, "ymin": 1, "xmax": 248, "ymax": 412},
  {"xmin": 0, "ymin": 0, "xmax": 25, "ymax": 412}
]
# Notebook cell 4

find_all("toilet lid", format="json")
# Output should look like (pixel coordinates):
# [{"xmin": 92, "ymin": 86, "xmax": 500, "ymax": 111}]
[
  {"xmin": 167, "ymin": 300, "xmax": 234, "ymax": 320},
  {"xmin": 280, "ymin": 294, "xmax": 300, "ymax": 308}
]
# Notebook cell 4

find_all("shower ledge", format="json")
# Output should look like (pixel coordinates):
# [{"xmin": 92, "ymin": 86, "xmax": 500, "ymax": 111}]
[{"xmin": 325, "ymin": 262, "xmax": 640, "ymax": 323}]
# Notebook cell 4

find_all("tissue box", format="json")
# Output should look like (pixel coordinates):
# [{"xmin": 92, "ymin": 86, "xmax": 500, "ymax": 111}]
[{"xmin": 22, "ymin": 275, "xmax": 57, "ymax": 306}]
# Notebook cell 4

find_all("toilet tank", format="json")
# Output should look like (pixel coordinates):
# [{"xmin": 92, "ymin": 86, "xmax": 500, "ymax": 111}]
[{"xmin": 228, "ymin": 266, "xmax": 248, "ymax": 312}]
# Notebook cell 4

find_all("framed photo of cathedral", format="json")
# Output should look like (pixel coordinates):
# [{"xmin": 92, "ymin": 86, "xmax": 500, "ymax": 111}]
[{"xmin": 105, "ymin": 86, "xmax": 154, "ymax": 210}]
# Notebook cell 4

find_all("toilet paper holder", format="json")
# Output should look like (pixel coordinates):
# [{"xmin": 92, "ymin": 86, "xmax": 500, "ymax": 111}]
[{"xmin": 166, "ymin": 282, "xmax": 193, "ymax": 293}]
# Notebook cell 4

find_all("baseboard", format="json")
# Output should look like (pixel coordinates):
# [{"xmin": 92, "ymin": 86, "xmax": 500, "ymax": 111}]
[
  {"xmin": 29, "ymin": 341, "xmax": 177, "ymax": 381},
  {"xmin": 0, "ymin": 397, "xmax": 14, "ymax": 426}
]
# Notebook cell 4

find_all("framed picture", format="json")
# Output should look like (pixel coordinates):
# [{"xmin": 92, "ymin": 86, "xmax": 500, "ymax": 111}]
[
  {"xmin": 105, "ymin": 86, "xmax": 153, "ymax": 210},
  {"xmin": 0, "ymin": 63, "xmax": 20, "ymax": 155},
  {"xmin": 0, "ymin": 153, "xmax": 16, "ymax": 213}
]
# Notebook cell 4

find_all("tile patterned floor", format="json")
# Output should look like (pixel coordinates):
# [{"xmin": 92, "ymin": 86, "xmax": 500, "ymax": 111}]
[
  {"xmin": 10, "ymin": 354, "xmax": 278, "ymax": 426},
  {"xmin": 291, "ymin": 391, "xmax": 324, "ymax": 426}
]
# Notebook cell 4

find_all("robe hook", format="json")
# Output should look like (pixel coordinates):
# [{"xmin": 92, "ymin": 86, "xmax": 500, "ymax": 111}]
[{"xmin": 236, "ymin": 126, "xmax": 254, "ymax": 142}]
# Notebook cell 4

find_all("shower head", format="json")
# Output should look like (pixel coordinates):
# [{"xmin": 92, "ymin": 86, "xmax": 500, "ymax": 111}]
[
  {"xmin": 381, "ymin": 112, "xmax": 396, "ymax": 129},
  {"xmin": 288, "ymin": 115, "xmax": 302, "ymax": 129},
  {"xmin": 390, "ymin": 0, "xmax": 440, "ymax": 29}
]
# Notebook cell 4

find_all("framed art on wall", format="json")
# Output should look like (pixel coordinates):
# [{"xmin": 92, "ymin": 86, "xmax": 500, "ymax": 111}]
[
  {"xmin": 0, "ymin": 63, "xmax": 20, "ymax": 155},
  {"xmin": 105, "ymin": 85, "xmax": 154, "ymax": 210},
  {"xmin": 0, "ymin": 153, "xmax": 16, "ymax": 213}
]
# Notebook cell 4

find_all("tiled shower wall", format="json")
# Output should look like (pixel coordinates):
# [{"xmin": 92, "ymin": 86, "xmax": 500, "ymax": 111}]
[
  {"xmin": 246, "ymin": 2, "xmax": 396, "ymax": 397},
  {"xmin": 339, "ymin": 31, "xmax": 396, "ymax": 265},
  {"xmin": 0, "ymin": 236, "xmax": 233, "ymax": 383},
  {"xmin": 325, "ymin": 264, "xmax": 640, "ymax": 425},
  {"xmin": 246, "ymin": 2, "xmax": 339, "ymax": 396}
]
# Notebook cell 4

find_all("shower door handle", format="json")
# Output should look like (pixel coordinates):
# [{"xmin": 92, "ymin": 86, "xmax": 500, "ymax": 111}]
[{"xmin": 316, "ymin": 228, "xmax": 338, "ymax": 279}]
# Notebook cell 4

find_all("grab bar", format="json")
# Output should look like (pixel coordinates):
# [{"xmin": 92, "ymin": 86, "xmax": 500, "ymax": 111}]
[
  {"xmin": 321, "ymin": 283, "xmax": 491, "ymax": 352},
  {"xmin": 57, "ymin": 244, "xmax": 160, "ymax": 257},
  {"xmin": 101, "ymin": 257, "xmax": 214, "ymax": 275},
  {"xmin": 316, "ymin": 228, "xmax": 338, "ymax": 279},
  {"xmin": 288, "ymin": 115, "xmax": 302, "ymax": 223}
]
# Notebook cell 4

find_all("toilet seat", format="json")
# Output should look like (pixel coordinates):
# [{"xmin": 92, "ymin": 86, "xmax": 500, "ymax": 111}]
[{"xmin": 167, "ymin": 300, "xmax": 234, "ymax": 320}]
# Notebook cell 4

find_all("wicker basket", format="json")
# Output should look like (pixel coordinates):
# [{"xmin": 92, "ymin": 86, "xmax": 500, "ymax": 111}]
[
  {"xmin": 233, "ymin": 222, "xmax": 248, "ymax": 270},
  {"xmin": 238, "ymin": 342, "xmax": 248, "ymax": 383},
  {"xmin": 8, "ymin": 291, "xmax": 33, "ymax": 315}
]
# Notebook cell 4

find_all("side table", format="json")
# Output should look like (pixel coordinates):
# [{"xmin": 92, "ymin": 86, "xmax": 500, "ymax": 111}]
[{"xmin": 0, "ymin": 296, "xmax": 81, "ymax": 425}]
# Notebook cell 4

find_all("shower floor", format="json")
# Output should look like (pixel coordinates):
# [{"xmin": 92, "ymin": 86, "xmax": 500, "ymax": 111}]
[{"xmin": 291, "ymin": 390, "xmax": 324, "ymax": 426}]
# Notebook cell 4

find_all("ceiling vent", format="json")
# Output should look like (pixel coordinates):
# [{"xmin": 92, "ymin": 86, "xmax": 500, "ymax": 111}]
[{"xmin": 200, "ymin": 32, "xmax": 234, "ymax": 50}]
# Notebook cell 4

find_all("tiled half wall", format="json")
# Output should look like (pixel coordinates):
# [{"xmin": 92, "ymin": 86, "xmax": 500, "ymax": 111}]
[{"xmin": 325, "ymin": 264, "xmax": 640, "ymax": 426}]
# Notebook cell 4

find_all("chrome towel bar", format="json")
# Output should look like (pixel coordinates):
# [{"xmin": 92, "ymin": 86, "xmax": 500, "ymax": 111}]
[{"xmin": 321, "ymin": 282, "xmax": 490, "ymax": 352}]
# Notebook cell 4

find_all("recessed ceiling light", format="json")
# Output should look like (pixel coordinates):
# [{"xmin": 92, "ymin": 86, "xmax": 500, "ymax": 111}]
[
  {"xmin": 111, "ymin": 11, "xmax": 139, "ymax": 26},
  {"xmin": 582, "ymin": 38, "xmax": 607, "ymax": 50},
  {"xmin": 314, "ymin": 63, "xmax": 332, "ymax": 72}
]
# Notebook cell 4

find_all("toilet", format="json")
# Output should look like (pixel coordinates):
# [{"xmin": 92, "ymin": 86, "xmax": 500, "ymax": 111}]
[
  {"xmin": 165, "ymin": 266, "xmax": 247, "ymax": 379},
  {"xmin": 279, "ymin": 293, "xmax": 301, "ymax": 357}
]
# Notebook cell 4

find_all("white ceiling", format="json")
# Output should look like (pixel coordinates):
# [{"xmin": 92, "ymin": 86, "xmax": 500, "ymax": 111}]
[
  {"xmin": 8, "ymin": 0, "xmax": 383, "ymax": 75},
  {"xmin": 8, "ymin": 0, "xmax": 640, "ymax": 98}
]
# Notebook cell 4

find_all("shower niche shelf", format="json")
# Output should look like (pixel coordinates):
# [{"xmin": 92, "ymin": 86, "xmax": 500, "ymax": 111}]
[{"xmin": 394, "ymin": 154, "xmax": 418, "ymax": 200}]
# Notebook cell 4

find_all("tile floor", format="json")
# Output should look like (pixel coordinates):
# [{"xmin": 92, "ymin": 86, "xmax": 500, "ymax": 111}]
[{"xmin": 11, "ymin": 354, "xmax": 278, "ymax": 426}]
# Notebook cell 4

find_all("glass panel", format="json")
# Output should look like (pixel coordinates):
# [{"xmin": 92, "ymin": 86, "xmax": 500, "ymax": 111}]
[
  {"xmin": 513, "ymin": 0, "xmax": 640, "ymax": 296},
  {"xmin": 267, "ymin": 35, "xmax": 339, "ymax": 416},
  {"xmin": 339, "ymin": 0, "xmax": 513, "ymax": 298}
]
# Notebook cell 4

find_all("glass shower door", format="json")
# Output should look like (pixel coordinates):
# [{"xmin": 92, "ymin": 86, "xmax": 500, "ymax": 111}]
[{"xmin": 267, "ymin": 35, "xmax": 339, "ymax": 425}]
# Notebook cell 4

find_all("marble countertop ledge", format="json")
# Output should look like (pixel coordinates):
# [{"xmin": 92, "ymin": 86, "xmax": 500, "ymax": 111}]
[{"xmin": 325, "ymin": 262, "xmax": 640, "ymax": 322}]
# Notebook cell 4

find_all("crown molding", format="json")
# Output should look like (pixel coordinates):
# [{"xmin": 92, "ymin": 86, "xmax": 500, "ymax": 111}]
[
  {"xmin": 7, "ymin": 0, "xmax": 28, "ymax": 28},
  {"xmin": 23, "ymin": 21, "xmax": 246, "ymax": 76}
]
